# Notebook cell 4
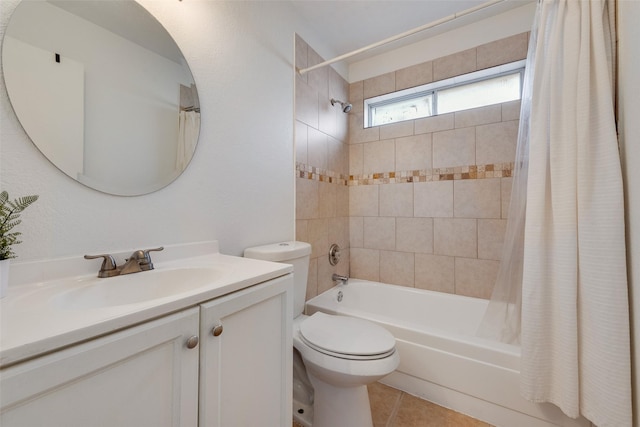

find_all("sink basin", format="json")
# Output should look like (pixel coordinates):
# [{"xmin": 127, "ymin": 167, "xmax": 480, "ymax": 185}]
[{"xmin": 53, "ymin": 268, "xmax": 224, "ymax": 309}]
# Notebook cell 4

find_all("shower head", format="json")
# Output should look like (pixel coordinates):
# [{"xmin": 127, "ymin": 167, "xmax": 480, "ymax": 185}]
[{"xmin": 331, "ymin": 98, "xmax": 352, "ymax": 113}]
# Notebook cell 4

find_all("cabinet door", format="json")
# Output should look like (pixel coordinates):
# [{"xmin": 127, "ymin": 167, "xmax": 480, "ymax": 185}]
[
  {"xmin": 199, "ymin": 275, "xmax": 293, "ymax": 427},
  {"xmin": 0, "ymin": 308, "xmax": 200, "ymax": 427}
]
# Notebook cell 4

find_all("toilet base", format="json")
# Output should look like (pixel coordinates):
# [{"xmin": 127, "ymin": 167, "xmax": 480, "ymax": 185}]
[{"xmin": 307, "ymin": 370, "xmax": 373, "ymax": 427}]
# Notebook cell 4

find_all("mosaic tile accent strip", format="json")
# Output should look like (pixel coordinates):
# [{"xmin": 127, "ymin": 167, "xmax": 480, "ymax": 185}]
[
  {"xmin": 296, "ymin": 162, "xmax": 514, "ymax": 186},
  {"xmin": 295, "ymin": 162, "xmax": 349, "ymax": 186}
]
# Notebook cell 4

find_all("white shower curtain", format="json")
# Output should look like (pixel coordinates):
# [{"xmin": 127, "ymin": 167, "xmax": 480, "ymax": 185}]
[{"xmin": 520, "ymin": 0, "xmax": 631, "ymax": 425}]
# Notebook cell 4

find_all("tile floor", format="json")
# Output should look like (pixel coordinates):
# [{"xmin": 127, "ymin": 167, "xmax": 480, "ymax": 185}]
[{"xmin": 294, "ymin": 382, "xmax": 493, "ymax": 427}]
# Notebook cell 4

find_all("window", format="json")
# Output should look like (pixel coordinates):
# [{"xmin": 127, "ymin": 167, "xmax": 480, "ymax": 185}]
[{"xmin": 364, "ymin": 60, "xmax": 525, "ymax": 128}]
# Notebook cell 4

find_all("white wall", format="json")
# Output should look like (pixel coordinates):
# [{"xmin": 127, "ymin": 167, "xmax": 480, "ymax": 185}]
[
  {"xmin": 618, "ymin": 0, "xmax": 640, "ymax": 424},
  {"xmin": 0, "ymin": 0, "xmax": 305, "ymax": 261}
]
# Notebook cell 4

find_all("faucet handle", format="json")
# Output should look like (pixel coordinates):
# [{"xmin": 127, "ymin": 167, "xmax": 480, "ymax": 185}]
[
  {"xmin": 84, "ymin": 254, "xmax": 118, "ymax": 278},
  {"xmin": 139, "ymin": 246, "xmax": 164, "ymax": 270}
]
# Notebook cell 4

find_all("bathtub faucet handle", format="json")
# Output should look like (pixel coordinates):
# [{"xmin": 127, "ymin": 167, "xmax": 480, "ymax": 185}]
[{"xmin": 332, "ymin": 273, "xmax": 349, "ymax": 285}]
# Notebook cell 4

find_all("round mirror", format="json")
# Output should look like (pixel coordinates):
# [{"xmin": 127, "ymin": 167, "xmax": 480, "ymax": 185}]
[{"xmin": 2, "ymin": 0, "xmax": 200, "ymax": 196}]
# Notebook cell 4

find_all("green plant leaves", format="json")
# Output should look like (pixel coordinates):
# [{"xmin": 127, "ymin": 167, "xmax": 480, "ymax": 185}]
[{"xmin": 0, "ymin": 191, "xmax": 38, "ymax": 260}]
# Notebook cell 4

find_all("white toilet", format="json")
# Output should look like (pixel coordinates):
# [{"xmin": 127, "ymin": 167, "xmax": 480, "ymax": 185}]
[{"xmin": 244, "ymin": 241, "xmax": 399, "ymax": 427}]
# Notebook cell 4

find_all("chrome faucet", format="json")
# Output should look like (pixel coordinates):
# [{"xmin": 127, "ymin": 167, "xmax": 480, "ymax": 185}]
[
  {"xmin": 332, "ymin": 273, "xmax": 349, "ymax": 285},
  {"xmin": 85, "ymin": 247, "xmax": 164, "ymax": 278}
]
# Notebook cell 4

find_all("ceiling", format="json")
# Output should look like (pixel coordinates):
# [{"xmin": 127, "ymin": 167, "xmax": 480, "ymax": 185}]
[{"xmin": 288, "ymin": 0, "xmax": 534, "ymax": 65}]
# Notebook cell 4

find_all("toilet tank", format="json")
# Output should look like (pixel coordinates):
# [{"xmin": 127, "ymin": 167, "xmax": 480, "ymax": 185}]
[{"xmin": 244, "ymin": 241, "xmax": 311, "ymax": 317}]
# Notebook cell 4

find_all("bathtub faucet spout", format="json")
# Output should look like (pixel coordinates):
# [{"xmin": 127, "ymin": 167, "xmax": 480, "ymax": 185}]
[{"xmin": 332, "ymin": 273, "xmax": 349, "ymax": 285}]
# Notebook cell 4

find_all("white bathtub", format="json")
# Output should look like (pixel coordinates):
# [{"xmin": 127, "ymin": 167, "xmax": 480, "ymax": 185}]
[{"xmin": 305, "ymin": 280, "xmax": 590, "ymax": 427}]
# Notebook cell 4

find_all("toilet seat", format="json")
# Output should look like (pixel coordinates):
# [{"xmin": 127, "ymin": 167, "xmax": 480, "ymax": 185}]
[{"xmin": 299, "ymin": 312, "xmax": 396, "ymax": 360}]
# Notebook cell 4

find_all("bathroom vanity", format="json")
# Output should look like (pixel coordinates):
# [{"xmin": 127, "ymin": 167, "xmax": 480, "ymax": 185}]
[{"xmin": 0, "ymin": 242, "xmax": 293, "ymax": 427}]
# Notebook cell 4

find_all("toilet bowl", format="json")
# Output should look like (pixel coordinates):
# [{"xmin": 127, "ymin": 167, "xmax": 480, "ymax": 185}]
[
  {"xmin": 244, "ymin": 242, "xmax": 399, "ymax": 427},
  {"xmin": 294, "ymin": 313, "xmax": 399, "ymax": 427}
]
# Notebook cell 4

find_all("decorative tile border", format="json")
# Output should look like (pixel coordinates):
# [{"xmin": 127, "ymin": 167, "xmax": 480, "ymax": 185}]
[
  {"xmin": 296, "ymin": 162, "xmax": 349, "ymax": 186},
  {"xmin": 349, "ymin": 163, "xmax": 514, "ymax": 186},
  {"xmin": 296, "ymin": 162, "xmax": 514, "ymax": 186}
]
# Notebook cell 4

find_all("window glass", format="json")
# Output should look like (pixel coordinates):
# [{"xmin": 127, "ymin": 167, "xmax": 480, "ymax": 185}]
[
  {"xmin": 364, "ymin": 60, "xmax": 524, "ymax": 128},
  {"xmin": 437, "ymin": 73, "xmax": 521, "ymax": 115},
  {"xmin": 370, "ymin": 94, "xmax": 433, "ymax": 127}
]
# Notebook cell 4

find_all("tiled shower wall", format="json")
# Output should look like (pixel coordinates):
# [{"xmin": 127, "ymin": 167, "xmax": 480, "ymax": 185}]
[
  {"xmin": 347, "ymin": 33, "xmax": 528, "ymax": 299},
  {"xmin": 295, "ymin": 35, "xmax": 350, "ymax": 300}
]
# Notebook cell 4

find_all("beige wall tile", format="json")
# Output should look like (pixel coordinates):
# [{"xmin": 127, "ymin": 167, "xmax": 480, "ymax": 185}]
[
  {"xmin": 396, "ymin": 134, "xmax": 432, "ymax": 171},
  {"xmin": 328, "ymin": 216, "xmax": 349, "ymax": 251},
  {"xmin": 396, "ymin": 61, "xmax": 433, "ymax": 91},
  {"xmin": 349, "ymin": 143, "xmax": 364, "ymax": 176},
  {"xmin": 501, "ymin": 177, "xmax": 513, "ymax": 219},
  {"xmin": 350, "ymin": 112, "xmax": 380, "ymax": 144},
  {"xmin": 295, "ymin": 76, "xmax": 318, "ymax": 128},
  {"xmin": 477, "ymin": 33, "xmax": 528, "ymax": 70},
  {"xmin": 434, "ymin": 218, "xmax": 477, "ymax": 258},
  {"xmin": 379, "ymin": 121, "xmax": 414, "ymax": 140},
  {"xmin": 336, "ymin": 247, "xmax": 350, "ymax": 278},
  {"xmin": 415, "ymin": 113, "xmax": 454, "ymax": 135},
  {"xmin": 380, "ymin": 183, "xmax": 413, "ymax": 217},
  {"xmin": 305, "ymin": 257, "xmax": 318, "ymax": 301},
  {"xmin": 478, "ymin": 219, "xmax": 507, "ymax": 260},
  {"xmin": 432, "ymin": 127, "xmax": 475, "ymax": 168},
  {"xmin": 455, "ymin": 104, "xmax": 502, "ymax": 128},
  {"xmin": 363, "ymin": 139, "xmax": 395, "ymax": 174},
  {"xmin": 415, "ymin": 254, "xmax": 455, "ymax": 293},
  {"xmin": 476, "ymin": 120, "xmax": 518, "ymax": 165},
  {"xmin": 307, "ymin": 47, "xmax": 328, "ymax": 96},
  {"xmin": 364, "ymin": 217, "xmax": 396, "ymax": 250},
  {"xmin": 349, "ymin": 216, "xmax": 364, "ymax": 248},
  {"xmin": 327, "ymin": 137, "xmax": 347, "ymax": 175},
  {"xmin": 502, "ymin": 100, "xmax": 522, "ymax": 121},
  {"xmin": 295, "ymin": 34, "xmax": 308, "ymax": 76},
  {"xmin": 396, "ymin": 217, "xmax": 433, "ymax": 254},
  {"xmin": 364, "ymin": 72, "xmax": 396, "ymax": 99},
  {"xmin": 350, "ymin": 248, "xmax": 380, "ymax": 281},
  {"xmin": 307, "ymin": 127, "xmax": 327, "ymax": 169},
  {"xmin": 433, "ymin": 48, "xmax": 477, "ymax": 81},
  {"xmin": 414, "ymin": 181, "xmax": 454, "ymax": 218},
  {"xmin": 307, "ymin": 218, "xmax": 329, "ymax": 259},
  {"xmin": 350, "ymin": 80, "xmax": 364, "ymax": 103},
  {"xmin": 455, "ymin": 257, "xmax": 500, "ymax": 299},
  {"xmin": 319, "ymin": 96, "xmax": 337, "ymax": 138},
  {"xmin": 318, "ymin": 181, "xmax": 336, "ymax": 218},
  {"xmin": 317, "ymin": 254, "xmax": 337, "ymax": 294},
  {"xmin": 454, "ymin": 178, "xmax": 501, "ymax": 219},
  {"xmin": 336, "ymin": 184, "xmax": 349, "ymax": 217},
  {"xmin": 350, "ymin": 185, "xmax": 379, "ymax": 216},
  {"xmin": 296, "ymin": 219, "xmax": 308, "ymax": 243},
  {"xmin": 380, "ymin": 251, "xmax": 415, "ymax": 287},
  {"xmin": 295, "ymin": 121, "xmax": 308, "ymax": 165},
  {"xmin": 296, "ymin": 178, "xmax": 318, "ymax": 220}
]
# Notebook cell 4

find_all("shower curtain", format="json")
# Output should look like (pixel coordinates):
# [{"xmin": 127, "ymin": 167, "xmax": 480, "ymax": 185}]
[{"xmin": 481, "ymin": 0, "xmax": 632, "ymax": 424}]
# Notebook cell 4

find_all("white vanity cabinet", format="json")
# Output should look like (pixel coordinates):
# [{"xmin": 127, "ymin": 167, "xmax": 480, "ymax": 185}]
[
  {"xmin": 199, "ymin": 275, "xmax": 293, "ymax": 427},
  {"xmin": 0, "ymin": 273, "xmax": 293, "ymax": 427},
  {"xmin": 0, "ymin": 307, "xmax": 201, "ymax": 427}
]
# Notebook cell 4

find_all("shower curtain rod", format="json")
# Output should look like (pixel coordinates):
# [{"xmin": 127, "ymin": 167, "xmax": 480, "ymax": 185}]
[{"xmin": 297, "ymin": 0, "xmax": 506, "ymax": 75}]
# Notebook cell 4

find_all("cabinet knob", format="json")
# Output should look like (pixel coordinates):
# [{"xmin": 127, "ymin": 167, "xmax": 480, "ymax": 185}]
[
  {"xmin": 185, "ymin": 335, "xmax": 199, "ymax": 349},
  {"xmin": 211, "ymin": 325, "xmax": 223, "ymax": 337}
]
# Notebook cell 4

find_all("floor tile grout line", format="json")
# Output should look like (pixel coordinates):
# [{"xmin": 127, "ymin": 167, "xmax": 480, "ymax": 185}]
[{"xmin": 386, "ymin": 390, "xmax": 405, "ymax": 427}]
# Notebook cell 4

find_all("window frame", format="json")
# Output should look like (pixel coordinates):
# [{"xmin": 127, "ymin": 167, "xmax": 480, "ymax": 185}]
[{"xmin": 364, "ymin": 59, "xmax": 526, "ymax": 128}]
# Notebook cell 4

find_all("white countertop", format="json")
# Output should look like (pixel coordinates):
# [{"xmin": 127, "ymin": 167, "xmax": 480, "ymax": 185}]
[{"xmin": 0, "ymin": 242, "xmax": 291, "ymax": 368}]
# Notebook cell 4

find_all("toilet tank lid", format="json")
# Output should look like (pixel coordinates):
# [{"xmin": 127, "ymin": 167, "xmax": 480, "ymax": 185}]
[{"xmin": 244, "ymin": 241, "xmax": 311, "ymax": 262}]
